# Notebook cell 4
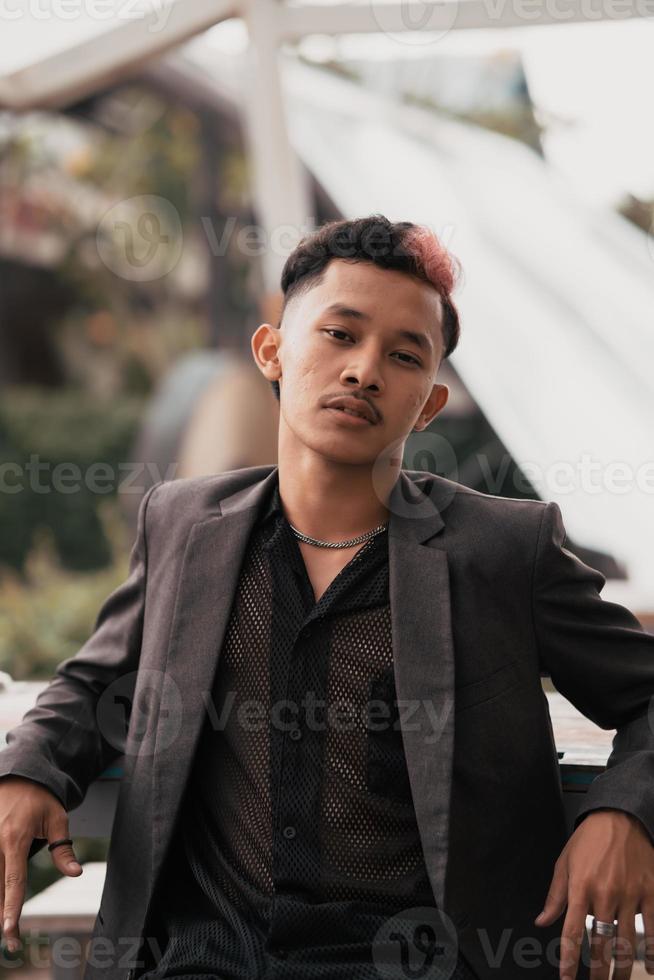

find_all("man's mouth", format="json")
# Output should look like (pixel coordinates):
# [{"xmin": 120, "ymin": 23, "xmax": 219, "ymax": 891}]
[
  {"xmin": 332, "ymin": 407, "xmax": 370, "ymax": 421},
  {"xmin": 324, "ymin": 406, "xmax": 375, "ymax": 426}
]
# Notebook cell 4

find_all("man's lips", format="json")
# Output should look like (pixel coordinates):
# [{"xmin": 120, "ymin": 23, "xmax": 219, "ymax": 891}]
[
  {"xmin": 324, "ymin": 406, "xmax": 374, "ymax": 426},
  {"xmin": 323, "ymin": 396, "xmax": 378, "ymax": 424}
]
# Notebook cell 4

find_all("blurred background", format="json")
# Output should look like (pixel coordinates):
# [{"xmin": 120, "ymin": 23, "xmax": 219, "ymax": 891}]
[{"xmin": 1, "ymin": 2, "xmax": 654, "ymax": 971}]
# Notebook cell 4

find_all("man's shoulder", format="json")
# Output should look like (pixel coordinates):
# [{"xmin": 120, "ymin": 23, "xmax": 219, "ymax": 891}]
[
  {"xmin": 149, "ymin": 465, "xmax": 275, "ymax": 507},
  {"xmin": 410, "ymin": 468, "xmax": 546, "ymax": 509},
  {"xmin": 408, "ymin": 468, "xmax": 548, "ymax": 536},
  {"xmin": 145, "ymin": 465, "xmax": 276, "ymax": 525}
]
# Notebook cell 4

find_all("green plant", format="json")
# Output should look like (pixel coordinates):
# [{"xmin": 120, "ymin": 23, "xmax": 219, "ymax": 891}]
[
  {"xmin": 0, "ymin": 387, "xmax": 144, "ymax": 572},
  {"xmin": 0, "ymin": 500, "xmax": 131, "ymax": 680}
]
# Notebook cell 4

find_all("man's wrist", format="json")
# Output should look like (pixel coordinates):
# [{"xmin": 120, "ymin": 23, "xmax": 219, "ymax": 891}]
[{"xmin": 580, "ymin": 807, "xmax": 654, "ymax": 844}]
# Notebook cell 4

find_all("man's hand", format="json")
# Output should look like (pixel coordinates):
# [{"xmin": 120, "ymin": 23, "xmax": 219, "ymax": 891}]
[
  {"xmin": 0, "ymin": 775, "xmax": 82, "ymax": 953},
  {"xmin": 535, "ymin": 808, "xmax": 654, "ymax": 980}
]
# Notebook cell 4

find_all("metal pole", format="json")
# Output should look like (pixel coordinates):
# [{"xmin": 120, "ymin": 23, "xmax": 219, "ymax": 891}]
[{"xmin": 241, "ymin": 0, "xmax": 314, "ymax": 304}]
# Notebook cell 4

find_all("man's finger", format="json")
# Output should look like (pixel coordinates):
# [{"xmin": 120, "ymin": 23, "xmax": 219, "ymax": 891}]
[
  {"xmin": 536, "ymin": 861, "xmax": 569, "ymax": 926},
  {"xmin": 2, "ymin": 846, "xmax": 29, "ymax": 952},
  {"xmin": 559, "ymin": 898, "xmax": 588, "ymax": 980},
  {"xmin": 46, "ymin": 816, "xmax": 82, "ymax": 876},
  {"xmin": 639, "ymin": 903, "xmax": 654, "ymax": 974},
  {"xmin": 611, "ymin": 904, "xmax": 637, "ymax": 980},
  {"xmin": 589, "ymin": 908, "xmax": 617, "ymax": 980}
]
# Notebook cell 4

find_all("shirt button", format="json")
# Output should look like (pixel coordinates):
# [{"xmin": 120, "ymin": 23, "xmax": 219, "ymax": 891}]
[
  {"xmin": 282, "ymin": 825, "xmax": 297, "ymax": 839},
  {"xmin": 289, "ymin": 727, "xmax": 302, "ymax": 741},
  {"xmin": 272, "ymin": 945, "xmax": 288, "ymax": 959}
]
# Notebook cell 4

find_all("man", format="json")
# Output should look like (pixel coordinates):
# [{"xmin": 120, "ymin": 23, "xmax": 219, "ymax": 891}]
[{"xmin": 0, "ymin": 214, "xmax": 653, "ymax": 980}]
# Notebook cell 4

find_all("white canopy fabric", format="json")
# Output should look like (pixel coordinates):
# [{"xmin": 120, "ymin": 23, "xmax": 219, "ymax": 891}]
[
  {"xmin": 1, "ymin": 19, "xmax": 652, "ymax": 604},
  {"xmin": 282, "ymin": 61, "xmax": 654, "ymax": 605}
]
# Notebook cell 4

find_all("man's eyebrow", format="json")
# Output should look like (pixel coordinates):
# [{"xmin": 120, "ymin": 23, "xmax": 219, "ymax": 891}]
[{"xmin": 321, "ymin": 302, "xmax": 434, "ymax": 355}]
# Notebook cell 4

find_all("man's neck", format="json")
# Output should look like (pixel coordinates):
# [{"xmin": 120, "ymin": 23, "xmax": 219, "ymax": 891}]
[{"xmin": 276, "ymin": 458, "xmax": 397, "ymax": 543}]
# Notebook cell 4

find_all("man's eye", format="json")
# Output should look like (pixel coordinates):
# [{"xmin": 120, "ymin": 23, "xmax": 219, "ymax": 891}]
[
  {"xmin": 324, "ymin": 330, "xmax": 420, "ymax": 367},
  {"xmin": 394, "ymin": 353, "xmax": 421, "ymax": 366}
]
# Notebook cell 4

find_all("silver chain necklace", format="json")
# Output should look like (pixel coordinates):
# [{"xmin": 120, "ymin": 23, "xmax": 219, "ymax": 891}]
[{"xmin": 288, "ymin": 521, "xmax": 388, "ymax": 549}]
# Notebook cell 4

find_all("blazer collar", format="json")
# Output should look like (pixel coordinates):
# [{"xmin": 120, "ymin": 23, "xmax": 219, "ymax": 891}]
[{"xmin": 218, "ymin": 464, "xmax": 446, "ymax": 546}]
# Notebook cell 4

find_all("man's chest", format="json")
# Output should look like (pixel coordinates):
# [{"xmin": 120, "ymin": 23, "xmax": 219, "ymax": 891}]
[{"xmin": 296, "ymin": 540, "xmax": 371, "ymax": 602}]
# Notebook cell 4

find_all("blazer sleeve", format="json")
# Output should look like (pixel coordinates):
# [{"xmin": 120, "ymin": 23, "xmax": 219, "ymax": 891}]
[
  {"xmin": 533, "ymin": 500, "xmax": 654, "ymax": 843},
  {"xmin": 0, "ymin": 482, "xmax": 160, "ymax": 813}
]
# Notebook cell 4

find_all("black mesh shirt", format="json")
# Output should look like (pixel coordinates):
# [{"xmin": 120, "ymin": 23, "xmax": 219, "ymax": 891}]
[{"xmin": 141, "ymin": 474, "xmax": 477, "ymax": 980}]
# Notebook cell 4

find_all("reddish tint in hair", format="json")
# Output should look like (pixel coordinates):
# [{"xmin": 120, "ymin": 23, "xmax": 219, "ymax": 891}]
[
  {"xmin": 271, "ymin": 215, "xmax": 462, "ymax": 400},
  {"xmin": 402, "ymin": 223, "xmax": 460, "ymax": 299}
]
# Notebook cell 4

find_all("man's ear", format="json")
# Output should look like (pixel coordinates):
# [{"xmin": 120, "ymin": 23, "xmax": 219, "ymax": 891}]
[
  {"xmin": 251, "ymin": 322, "xmax": 282, "ymax": 383},
  {"xmin": 413, "ymin": 384, "xmax": 449, "ymax": 431}
]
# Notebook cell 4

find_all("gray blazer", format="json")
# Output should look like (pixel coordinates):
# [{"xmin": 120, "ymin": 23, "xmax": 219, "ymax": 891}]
[{"xmin": 2, "ymin": 465, "xmax": 654, "ymax": 980}]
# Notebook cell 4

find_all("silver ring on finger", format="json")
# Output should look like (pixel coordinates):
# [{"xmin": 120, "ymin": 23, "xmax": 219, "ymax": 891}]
[{"xmin": 592, "ymin": 919, "xmax": 617, "ymax": 937}]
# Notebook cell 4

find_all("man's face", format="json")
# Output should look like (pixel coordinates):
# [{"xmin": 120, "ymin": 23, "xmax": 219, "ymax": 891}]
[{"xmin": 253, "ymin": 258, "xmax": 449, "ymax": 465}]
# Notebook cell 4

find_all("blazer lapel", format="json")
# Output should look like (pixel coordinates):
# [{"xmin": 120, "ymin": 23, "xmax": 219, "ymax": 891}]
[
  {"xmin": 387, "ymin": 470, "xmax": 454, "ymax": 911},
  {"xmin": 151, "ymin": 466, "xmax": 279, "ymax": 875}
]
